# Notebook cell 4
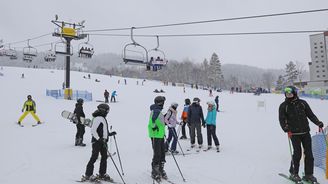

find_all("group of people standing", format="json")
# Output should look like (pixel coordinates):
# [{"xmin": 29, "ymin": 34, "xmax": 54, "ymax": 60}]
[
  {"xmin": 104, "ymin": 90, "xmax": 117, "ymax": 103},
  {"xmin": 148, "ymin": 95, "xmax": 221, "ymax": 181}
]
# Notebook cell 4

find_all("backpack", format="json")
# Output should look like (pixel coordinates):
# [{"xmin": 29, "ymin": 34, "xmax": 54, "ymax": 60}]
[{"xmin": 164, "ymin": 109, "xmax": 173, "ymax": 124}]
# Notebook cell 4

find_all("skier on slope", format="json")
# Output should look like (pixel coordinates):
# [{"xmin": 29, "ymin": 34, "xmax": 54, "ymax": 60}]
[
  {"xmin": 18, "ymin": 95, "xmax": 41, "ymax": 125},
  {"xmin": 187, "ymin": 97, "xmax": 205, "ymax": 149},
  {"xmin": 214, "ymin": 95, "xmax": 219, "ymax": 112},
  {"xmin": 82, "ymin": 103, "xmax": 117, "ymax": 182},
  {"xmin": 180, "ymin": 98, "xmax": 191, "ymax": 139},
  {"xmin": 204, "ymin": 101, "xmax": 220, "ymax": 152},
  {"xmin": 111, "ymin": 90, "xmax": 117, "ymax": 103},
  {"xmin": 74, "ymin": 98, "xmax": 86, "ymax": 147},
  {"xmin": 164, "ymin": 102, "xmax": 179, "ymax": 154},
  {"xmin": 148, "ymin": 96, "xmax": 167, "ymax": 181},
  {"xmin": 104, "ymin": 90, "xmax": 109, "ymax": 103},
  {"xmin": 279, "ymin": 86, "xmax": 324, "ymax": 183}
]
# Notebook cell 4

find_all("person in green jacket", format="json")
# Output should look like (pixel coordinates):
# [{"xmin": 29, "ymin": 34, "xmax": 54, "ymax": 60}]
[
  {"xmin": 148, "ymin": 96, "xmax": 167, "ymax": 181},
  {"xmin": 18, "ymin": 95, "xmax": 41, "ymax": 125}
]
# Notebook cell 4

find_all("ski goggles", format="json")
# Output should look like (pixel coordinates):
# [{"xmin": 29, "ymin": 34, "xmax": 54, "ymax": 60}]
[{"xmin": 284, "ymin": 87, "xmax": 293, "ymax": 94}]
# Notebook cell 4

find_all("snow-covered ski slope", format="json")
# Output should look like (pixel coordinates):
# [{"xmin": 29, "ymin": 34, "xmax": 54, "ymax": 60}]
[{"xmin": 0, "ymin": 66, "xmax": 326, "ymax": 184}]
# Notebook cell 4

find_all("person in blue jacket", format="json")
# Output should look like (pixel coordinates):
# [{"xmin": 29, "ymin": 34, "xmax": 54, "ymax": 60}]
[
  {"xmin": 205, "ymin": 101, "xmax": 220, "ymax": 152},
  {"xmin": 110, "ymin": 91, "xmax": 117, "ymax": 103}
]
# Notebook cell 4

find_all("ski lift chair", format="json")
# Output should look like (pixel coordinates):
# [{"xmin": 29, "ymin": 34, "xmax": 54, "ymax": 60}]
[
  {"xmin": 78, "ymin": 34, "xmax": 94, "ymax": 58},
  {"xmin": 54, "ymin": 41, "xmax": 73, "ymax": 56},
  {"xmin": 148, "ymin": 36, "xmax": 168, "ymax": 71}
]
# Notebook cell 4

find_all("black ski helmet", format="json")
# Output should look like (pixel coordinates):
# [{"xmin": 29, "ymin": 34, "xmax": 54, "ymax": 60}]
[
  {"xmin": 97, "ymin": 103, "xmax": 110, "ymax": 113},
  {"xmin": 284, "ymin": 86, "xmax": 298, "ymax": 97},
  {"xmin": 154, "ymin": 96, "xmax": 166, "ymax": 106},
  {"xmin": 185, "ymin": 98, "xmax": 191, "ymax": 105},
  {"xmin": 193, "ymin": 97, "xmax": 200, "ymax": 103},
  {"xmin": 27, "ymin": 95, "xmax": 32, "ymax": 99},
  {"xmin": 77, "ymin": 98, "xmax": 84, "ymax": 104}
]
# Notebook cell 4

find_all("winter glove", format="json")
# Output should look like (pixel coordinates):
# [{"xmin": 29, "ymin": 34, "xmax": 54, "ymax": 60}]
[
  {"xmin": 98, "ymin": 138, "xmax": 108, "ymax": 143},
  {"xmin": 109, "ymin": 131, "xmax": 117, "ymax": 136},
  {"xmin": 282, "ymin": 125, "xmax": 289, "ymax": 133},
  {"xmin": 318, "ymin": 121, "xmax": 324, "ymax": 128},
  {"xmin": 152, "ymin": 123, "xmax": 159, "ymax": 131}
]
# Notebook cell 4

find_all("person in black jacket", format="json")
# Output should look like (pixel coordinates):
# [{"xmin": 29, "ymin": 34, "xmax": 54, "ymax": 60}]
[
  {"xmin": 82, "ymin": 103, "xmax": 117, "ymax": 182},
  {"xmin": 279, "ymin": 86, "xmax": 324, "ymax": 183},
  {"xmin": 187, "ymin": 97, "xmax": 205, "ymax": 148},
  {"xmin": 215, "ymin": 95, "xmax": 219, "ymax": 112},
  {"xmin": 104, "ymin": 90, "xmax": 109, "ymax": 103},
  {"xmin": 74, "ymin": 98, "xmax": 86, "ymax": 146}
]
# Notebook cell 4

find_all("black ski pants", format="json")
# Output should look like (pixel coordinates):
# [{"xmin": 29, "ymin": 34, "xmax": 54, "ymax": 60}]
[
  {"xmin": 76, "ymin": 123, "xmax": 85, "ymax": 139},
  {"xmin": 181, "ymin": 120, "xmax": 188, "ymax": 138},
  {"xmin": 289, "ymin": 132, "xmax": 314, "ymax": 175},
  {"xmin": 151, "ymin": 138, "xmax": 166, "ymax": 166},
  {"xmin": 189, "ymin": 123, "xmax": 203, "ymax": 145},
  {"xmin": 110, "ymin": 96, "xmax": 116, "ymax": 102},
  {"xmin": 85, "ymin": 141, "xmax": 108, "ymax": 176},
  {"xmin": 105, "ymin": 97, "xmax": 109, "ymax": 103},
  {"xmin": 206, "ymin": 125, "xmax": 220, "ymax": 146}
]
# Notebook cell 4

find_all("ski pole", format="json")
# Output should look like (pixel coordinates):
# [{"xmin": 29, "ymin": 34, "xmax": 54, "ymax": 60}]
[
  {"xmin": 164, "ymin": 135, "xmax": 186, "ymax": 182},
  {"xmin": 104, "ymin": 143, "xmax": 126, "ymax": 184},
  {"xmin": 173, "ymin": 127, "xmax": 185, "ymax": 156},
  {"xmin": 287, "ymin": 132, "xmax": 295, "ymax": 174},
  {"xmin": 113, "ymin": 135, "xmax": 125, "ymax": 175}
]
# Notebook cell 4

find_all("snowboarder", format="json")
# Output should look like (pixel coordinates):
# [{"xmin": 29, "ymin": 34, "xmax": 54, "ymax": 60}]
[
  {"xmin": 148, "ymin": 96, "xmax": 167, "ymax": 181},
  {"xmin": 187, "ymin": 97, "xmax": 205, "ymax": 148},
  {"xmin": 18, "ymin": 95, "xmax": 41, "ymax": 125},
  {"xmin": 74, "ymin": 98, "xmax": 86, "ymax": 147},
  {"xmin": 180, "ymin": 98, "xmax": 191, "ymax": 139},
  {"xmin": 164, "ymin": 102, "xmax": 179, "ymax": 154},
  {"xmin": 204, "ymin": 101, "xmax": 220, "ymax": 152},
  {"xmin": 82, "ymin": 103, "xmax": 117, "ymax": 182},
  {"xmin": 110, "ymin": 90, "xmax": 117, "ymax": 103},
  {"xmin": 104, "ymin": 90, "xmax": 109, "ymax": 103},
  {"xmin": 279, "ymin": 86, "xmax": 324, "ymax": 183},
  {"xmin": 215, "ymin": 95, "xmax": 219, "ymax": 112}
]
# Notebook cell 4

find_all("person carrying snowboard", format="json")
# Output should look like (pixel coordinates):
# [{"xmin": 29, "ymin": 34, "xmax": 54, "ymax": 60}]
[
  {"xmin": 187, "ymin": 97, "xmax": 205, "ymax": 149},
  {"xmin": 180, "ymin": 98, "xmax": 191, "ymax": 139},
  {"xmin": 82, "ymin": 103, "xmax": 117, "ymax": 182},
  {"xmin": 204, "ymin": 101, "xmax": 220, "ymax": 152},
  {"xmin": 18, "ymin": 95, "xmax": 41, "ymax": 125},
  {"xmin": 148, "ymin": 96, "xmax": 167, "ymax": 181},
  {"xmin": 279, "ymin": 86, "xmax": 324, "ymax": 183},
  {"xmin": 74, "ymin": 98, "xmax": 86, "ymax": 146},
  {"xmin": 164, "ymin": 102, "xmax": 179, "ymax": 154}
]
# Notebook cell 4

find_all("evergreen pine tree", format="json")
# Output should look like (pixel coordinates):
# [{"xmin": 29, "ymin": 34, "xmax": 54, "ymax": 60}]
[
  {"xmin": 284, "ymin": 61, "xmax": 298, "ymax": 85},
  {"xmin": 209, "ymin": 53, "xmax": 223, "ymax": 88}
]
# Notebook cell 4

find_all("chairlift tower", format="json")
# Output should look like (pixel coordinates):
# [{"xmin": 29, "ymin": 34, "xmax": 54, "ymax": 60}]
[{"xmin": 51, "ymin": 16, "xmax": 87, "ymax": 99}]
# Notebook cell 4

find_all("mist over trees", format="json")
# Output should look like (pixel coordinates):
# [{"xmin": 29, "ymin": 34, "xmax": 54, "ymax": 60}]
[{"xmin": 0, "ymin": 51, "xmax": 305, "ymax": 90}]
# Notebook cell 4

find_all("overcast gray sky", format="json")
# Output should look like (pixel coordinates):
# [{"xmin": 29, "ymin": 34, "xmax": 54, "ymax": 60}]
[{"xmin": 2, "ymin": 0, "xmax": 328, "ymax": 69}]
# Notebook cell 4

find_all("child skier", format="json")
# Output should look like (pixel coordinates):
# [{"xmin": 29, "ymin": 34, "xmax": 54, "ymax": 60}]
[
  {"xmin": 180, "ymin": 98, "xmax": 191, "ymax": 139},
  {"xmin": 81, "ymin": 103, "xmax": 117, "ymax": 182},
  {"xmin": 204, "ymin": 101, "xmax": 220, "ymax": 152},
  {"xmin": 164, "ymin": 102, "xmax": 179, "ymax": 154},
  {"xmin": 18, "ymin": 95, "xmax": 41, "ymax": 125},
  {"xmin": 74, "ymin": 98, "xmax": 86, "ymax": 146},
  {"xmin": 148, "ymin": 96, "xmax": 167, "ymax": 181}
]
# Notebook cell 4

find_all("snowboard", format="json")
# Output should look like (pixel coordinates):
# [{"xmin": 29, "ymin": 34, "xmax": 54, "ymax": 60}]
[
  {"xmin": 61, "ymin": 110, "xmax": 92, "ymax": 127},
  {"xmin": 278, "ymin": 173, "xmax": 303, "ymax": 184}
]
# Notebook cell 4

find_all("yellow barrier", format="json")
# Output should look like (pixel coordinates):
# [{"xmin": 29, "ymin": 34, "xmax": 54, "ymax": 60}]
[
  {"xmin": 64, "ymin": 88, "xmax": 73, "ymax": 100},
  {"xmin": 62, "ymin": 27, "xmax": 76, "ymax": 37}
]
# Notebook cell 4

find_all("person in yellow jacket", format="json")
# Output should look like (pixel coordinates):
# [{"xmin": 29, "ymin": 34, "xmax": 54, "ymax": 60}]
[{"xmin": 18, "ymin": 95, "xmax": 41, "ymax": 125}]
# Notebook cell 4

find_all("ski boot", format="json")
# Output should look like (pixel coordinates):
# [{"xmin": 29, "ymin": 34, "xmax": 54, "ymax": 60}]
[
  {"xmin": 302, "ymin": 175, "xmax": 318, "ymax": 184},
  {"xmin": 289, "ymin": 173, "xmax": 302, "ymax": 183},
  {"xmin": 37, "ymin": 121, "xmax": 41, "ymax": 124},
  {"xmin": 198, "ymin": 144, "xmax": 203, "ymax": 149},
  {"xmin": 97, "ymin": 173, "xmax": 114, "ymax": 182},
  {"xmin": 180, "ymin": 136, "xmax": 187, "ymax": 140},
  {"xmin": 159, "ymin": 162, "xmax": 168, "ymax": 180},
  {"xmin": 216, "ymin": 145, "xmax": 220, "ymax": 152},
  {"xmin": 151, "ymin": 164, "xmax": 161, "ymax": 182},
  {"xmin": 75, "ymin": 138, "xmax": 79, "ymax": 146},
  {"xmin": 81, "ymin": 175, "xmax": 99, "ymax": 183},
  {"xmin": 171, "ymin": 150, "xmax": 179, "ymax": 154}
]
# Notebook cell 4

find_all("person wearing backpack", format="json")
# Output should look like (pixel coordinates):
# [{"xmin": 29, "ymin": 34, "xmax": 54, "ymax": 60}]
[
  {"xmin": 164, "ymin": 102, "xmax": 179, "ymax": 154},
  {"xmin": 180, "ymin": 98, "xmax": 191, "ymax": 139}
]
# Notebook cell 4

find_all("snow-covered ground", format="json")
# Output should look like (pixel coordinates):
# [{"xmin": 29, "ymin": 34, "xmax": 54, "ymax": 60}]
[{"xmin": 0, "ymin": 66, "xmax": 326, "ymax": 184}]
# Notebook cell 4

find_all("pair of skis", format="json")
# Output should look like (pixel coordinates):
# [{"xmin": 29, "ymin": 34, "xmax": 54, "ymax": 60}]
[
  {"xmin": 16, "ymin": 122, "xmax": 44, "ymax": 127},
  {"xmin": 278, "ymin": 173, "xmax": 320, "ymax": 184}
]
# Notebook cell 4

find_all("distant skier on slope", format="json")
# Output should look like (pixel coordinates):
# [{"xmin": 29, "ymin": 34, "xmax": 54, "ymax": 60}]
[
  {"xmin": 164, "ymin": 102, "xmax": 179, "ymax": 154},
  {"xmin": 148, "ymin": 96, "xmax": 167, "ymax": 181},
  {"xmin": 110, "ymin": 90, "xmax": 117, "ymax": 103},
  {"xmin": 187, "ymin": 97, "xmax": 205, "ymax": 149},
  {"xmin": 204, "ymin": 101, "xmax": 220, "ymax": 152},
  {"xmin": 104, "ymin": 90, "xmax": 109, "ymax": 103},
  {"xmin": 279, "ymin": 86, "xmax": 324, "ymax": 183},
  {"xmin": 81, "ymin": 103, "xmax": 117, "ymax": 182},
  {"xmin": 180, "ymin": 98, "xmax": 191, "ymax": 139},
  {"xmin": 18, "ymin": 95, "xmax": 41, "ymax": 125},
  {"xmin": 74, "ymin": 98, "xmax": 86, "ymax": 147}
]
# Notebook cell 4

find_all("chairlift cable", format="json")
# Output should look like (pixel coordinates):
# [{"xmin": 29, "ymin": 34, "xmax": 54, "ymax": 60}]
[
  {"xmin": 84, "ymin": 8, "xmax": 328, "ymax": 32},
  {"xmin": 4, "ymin": 33, "xmax": 52, "ymax": 46}
]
